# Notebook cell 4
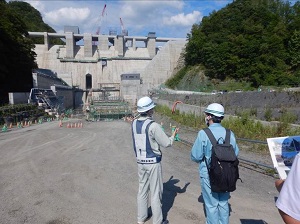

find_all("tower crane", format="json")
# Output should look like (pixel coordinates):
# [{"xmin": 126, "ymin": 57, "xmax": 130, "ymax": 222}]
[{"xmin": 96, "ymin": 4, "xmax": 107, "ymax": 35}]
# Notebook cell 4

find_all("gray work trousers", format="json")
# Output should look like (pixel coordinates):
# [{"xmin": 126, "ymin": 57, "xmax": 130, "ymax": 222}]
[{"xmin": 137, "ymin": 162, "xmax": 163, "ymax": 224}]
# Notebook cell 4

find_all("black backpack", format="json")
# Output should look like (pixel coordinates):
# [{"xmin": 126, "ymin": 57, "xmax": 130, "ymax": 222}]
[{"xmin": 203, "ymin": 128, "xmax": 241, "ymax": 193}]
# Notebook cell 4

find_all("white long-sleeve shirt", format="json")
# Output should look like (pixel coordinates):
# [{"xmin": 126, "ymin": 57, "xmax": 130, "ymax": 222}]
[{"xmin": 276, "ymin": 153, "xmax": 300, "ymax": 221}]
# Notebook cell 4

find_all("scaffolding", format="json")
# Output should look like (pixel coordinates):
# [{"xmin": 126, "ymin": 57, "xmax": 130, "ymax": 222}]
[
  {"xmin": 88, "ymin": 100, "xmax": 131, "ymax": 121},
  {"xmin": 84, "ymin": 83, "xmax": 133, "ymax": 121}
]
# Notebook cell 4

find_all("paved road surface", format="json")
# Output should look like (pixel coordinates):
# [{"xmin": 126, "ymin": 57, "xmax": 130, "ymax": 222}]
[{"xmin": 0, "ymin": 120, "xmax": 282, "ymax": 224}]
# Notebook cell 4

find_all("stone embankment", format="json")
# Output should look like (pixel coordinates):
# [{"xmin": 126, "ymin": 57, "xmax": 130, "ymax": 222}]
[{"xmin": 156, "ymin": 90, "xmax": 300, "ymax": 124}]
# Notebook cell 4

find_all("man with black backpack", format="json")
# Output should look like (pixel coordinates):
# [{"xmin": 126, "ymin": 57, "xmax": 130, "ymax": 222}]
[{"xmin": 191, "ymin": 103, "xmax": 240, "ymax": 224}]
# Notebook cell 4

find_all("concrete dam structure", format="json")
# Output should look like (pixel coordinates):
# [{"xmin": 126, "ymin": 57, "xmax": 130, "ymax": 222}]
[{"xmin": 29, "ymin": 30, "xmax": 186, "ymax": 110}]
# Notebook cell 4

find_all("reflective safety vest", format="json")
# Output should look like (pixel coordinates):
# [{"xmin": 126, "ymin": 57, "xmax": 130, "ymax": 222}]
[{"xmin": 132, "ymin": 119, "xmax": 162, "ymax": 164}]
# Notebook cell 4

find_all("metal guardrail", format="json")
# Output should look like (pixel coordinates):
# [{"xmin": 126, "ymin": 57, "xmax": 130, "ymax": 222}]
[{"xmin": 237, "ymin": 137, "xmax": 267, "ymax": 145}]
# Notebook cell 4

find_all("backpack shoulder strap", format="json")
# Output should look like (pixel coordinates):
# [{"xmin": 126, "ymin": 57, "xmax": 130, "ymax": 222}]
[
  {"xmin": 202, "ymin": 128, "xmax": 216, "ymax": 170},
  {"xmin": 224, "ymin": 129, "xmax": 231, "ymax": 145},
  {"xmin": 203, "ymin": 128, "xmax": 217, "ymax": 146}
]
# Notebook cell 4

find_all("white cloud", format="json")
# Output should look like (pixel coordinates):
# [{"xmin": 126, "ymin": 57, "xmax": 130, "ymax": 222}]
[
  {"xmin": 25, "ymin": 1, "xmax": 45, "ymax": 13},
  {"xmin": 19, "ymin": 0, "xmax": 230, "ymax": 37},
  {"xmin": 120, "ymin": 1, "xmax": 184, "ymax": 23},
  {"xmin": 44, "ymin": 7, "xmax": 90, "ymax": 27},
  {"xmin": 163, "ymin": 11, "xmax": 201, "ymax": 27},
  {"xmin": 111, "ymin": 1, "xmax": 186, "ymax": 35}
]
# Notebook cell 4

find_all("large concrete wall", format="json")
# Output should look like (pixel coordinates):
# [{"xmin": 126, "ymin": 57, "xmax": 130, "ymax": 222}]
[
  {"xmin": 34, "ymin": 45, "xmax": 152, "ymax": 90},
  {"xmin": 31, "ymin": 32, "xmax": 187, "ymax": 105},
  {"xmin": 139, "ymin": 40, "xmax": 186, "ymax": 96}
]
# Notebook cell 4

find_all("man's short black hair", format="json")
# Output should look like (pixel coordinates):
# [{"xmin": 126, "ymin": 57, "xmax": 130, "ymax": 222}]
[{"xmin": 206, "ymin": 113, "xmax": 223, "ymax": 123}]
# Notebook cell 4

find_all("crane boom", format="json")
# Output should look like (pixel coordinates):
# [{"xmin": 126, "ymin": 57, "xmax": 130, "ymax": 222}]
[
  {"xmin": 120, "ymin": 17, "xmax": 124, "ymax": 32},
  {"xmin": 96, "ymin": 4, "xmax": 107, "ymax": 35},
  {"xmin": 102, "ymin": 4, "xmax": 106, "ymax": 17}
]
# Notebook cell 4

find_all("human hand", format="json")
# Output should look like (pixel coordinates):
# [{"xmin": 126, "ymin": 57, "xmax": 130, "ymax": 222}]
[
  {"xmin": 275, "ymin": 179, "xmax": 285, "ymax": 192},
  {"xmin": 172, "ymin": 127, "xmax": 179, "ymax": 137}
]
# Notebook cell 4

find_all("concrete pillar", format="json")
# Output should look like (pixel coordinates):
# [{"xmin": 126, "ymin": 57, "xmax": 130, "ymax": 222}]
[
  {"xmin": 98, "ymin": 35, "xmax": 108, "ymax": 51},
  {"xmin": 43, "ymin": 32, "xmax": 49, "ymax": 50},
  {"xmin": 147, "ymin": 32, "xmax": 156, "ymax": 58},
  {"xmin": 132, "ymin": 38, "xmax": 136, "ymax": 51},
  {"xmin": 116, "ymin": 35, "xmax": 125, "ymax": 57},
  {"xmin": 84, "ymin": 33, "xmax": 93, "ymax": 57},
  {"xmin": 65, "ymin": 32, "xmax": 75, "ymax": 58}
]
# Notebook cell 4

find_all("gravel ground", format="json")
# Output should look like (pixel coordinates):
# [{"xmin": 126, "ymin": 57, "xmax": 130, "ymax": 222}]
[{"xmin": 0, "ymin": 118, "xmax": 282, "ymax": 224}]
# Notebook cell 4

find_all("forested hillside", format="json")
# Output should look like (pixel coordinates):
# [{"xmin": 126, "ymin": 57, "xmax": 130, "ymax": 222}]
[
  {"xmin": 0, "ymin": 1, "xmax": 60, "ymax": 105},
  {"xmin": 167, "ymin": 0, "xmax": 300, "ymax": 90},
  {"xmin": 7, "ymin": 1, "xmax": 63, "ymax": 45}
]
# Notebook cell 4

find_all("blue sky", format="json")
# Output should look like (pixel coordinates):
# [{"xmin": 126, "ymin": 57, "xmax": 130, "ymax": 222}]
[{"xmin": 16, "ymin": 0, "xmax": 233, "ymax": 38}]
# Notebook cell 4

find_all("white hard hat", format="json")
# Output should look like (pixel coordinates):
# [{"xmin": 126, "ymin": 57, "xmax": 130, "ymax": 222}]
[
  {"xmin": 137, "ymin": 96, "xmax": 155, "ymax": 113},
  {"xmin": 205, "ymin": 103, "xmax": 224, "ymax": 117}
]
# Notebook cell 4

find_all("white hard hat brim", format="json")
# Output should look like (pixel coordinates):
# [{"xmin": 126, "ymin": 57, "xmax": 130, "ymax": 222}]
[{"xmin": 137, "ymin": 104, "xmax": 156, "ymax": 113}]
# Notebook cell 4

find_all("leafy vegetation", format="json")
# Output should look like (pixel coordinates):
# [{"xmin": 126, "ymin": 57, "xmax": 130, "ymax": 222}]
[
  {"xmin": 7, "ymin": 1, "xmax": 63, "ymax": 45},
  {"xmin": 168, "ymin": 0, "xmax": 300, "ymax": 90},
  {"xmin": 0, "ymin": 104, "xmax": 46, "ymax": 125},
  {"xmin": 165, "ymin": 67, "xmax": 190, "ymax": 89}
]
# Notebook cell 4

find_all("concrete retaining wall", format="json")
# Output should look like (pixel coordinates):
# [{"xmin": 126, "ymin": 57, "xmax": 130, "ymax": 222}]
[
  {"xmin": 154, "ymin": 98, "xmax": 205, "ymax": 116},
  {"xmin": 51, "ymin": 86, "xmax": 74, "ymax": 109},
  {"xmin": 33, "ymin": 73, "xmax": 66, "ymax": 89}
]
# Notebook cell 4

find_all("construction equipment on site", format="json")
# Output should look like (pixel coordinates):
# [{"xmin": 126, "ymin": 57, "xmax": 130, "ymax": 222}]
[
  {"xmin": 83, "ymin": 84, "xmax": 132, "ymax": 121},
  {"xmin": 120, "ymin": 17, "xmax": 128, "ymax": 36},
  {"xmin": 95, "ymin": 4, "xmax": 107, "ymax": 35}
]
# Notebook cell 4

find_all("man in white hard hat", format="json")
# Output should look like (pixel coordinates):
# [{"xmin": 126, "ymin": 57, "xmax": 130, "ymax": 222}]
[
  {"xmin": 132, "ymin": 96, "xmax": 179, "ymax": 224},
  {"xmin": 191, "ymin": 103, "xmax": 239, "ymax": 224}
]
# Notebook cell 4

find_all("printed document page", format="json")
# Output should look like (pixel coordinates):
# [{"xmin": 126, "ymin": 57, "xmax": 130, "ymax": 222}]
[{"xmin": 267, "ymin": 135, "xmax": 300, "ymax": 180}]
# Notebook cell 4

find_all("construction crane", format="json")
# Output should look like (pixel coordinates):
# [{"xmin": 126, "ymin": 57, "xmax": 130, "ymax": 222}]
[
  {"xmin": 119, "ymin": 17, "xmax": 128, "ymax": 36},
  {"xmin": 95, "ymin": 4, "xmax": 107, "ymax": 35}
]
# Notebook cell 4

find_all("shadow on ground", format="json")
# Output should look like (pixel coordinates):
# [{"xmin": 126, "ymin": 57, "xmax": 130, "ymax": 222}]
[
  {"xmin": 162, "ymin": 176, "xmax": 190, "ymax": 220},
  {"xmin": 240, "ymin": 219, "xmax": 268, "ymax": 224}
]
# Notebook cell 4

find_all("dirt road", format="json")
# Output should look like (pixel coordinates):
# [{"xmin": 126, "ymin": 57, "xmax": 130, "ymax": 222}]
[{"xmin": 0, "ymin": 120, "xmax": 282, "ymax": 224}]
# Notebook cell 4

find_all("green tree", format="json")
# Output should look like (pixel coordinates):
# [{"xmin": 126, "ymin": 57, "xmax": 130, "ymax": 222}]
[
  {"xmin": 0, "ymin": 1, "xmax": 37, "ymax": 104},
  {"xmin": 288, "ymin": 30, "xmax": 300, "ymax": 70},
  {"xmin": 7, "ymin": 1, "xmax": 64, "ymax": 45},
  {"xmin": 183, "ymin": 0, "xmax": 300, "ymax": 88}
]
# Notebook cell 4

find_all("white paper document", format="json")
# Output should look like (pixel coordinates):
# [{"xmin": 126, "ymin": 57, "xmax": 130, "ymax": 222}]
[{"xmin": 267, "ymin": 135, "xmax": 300, "ymax": 179}]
